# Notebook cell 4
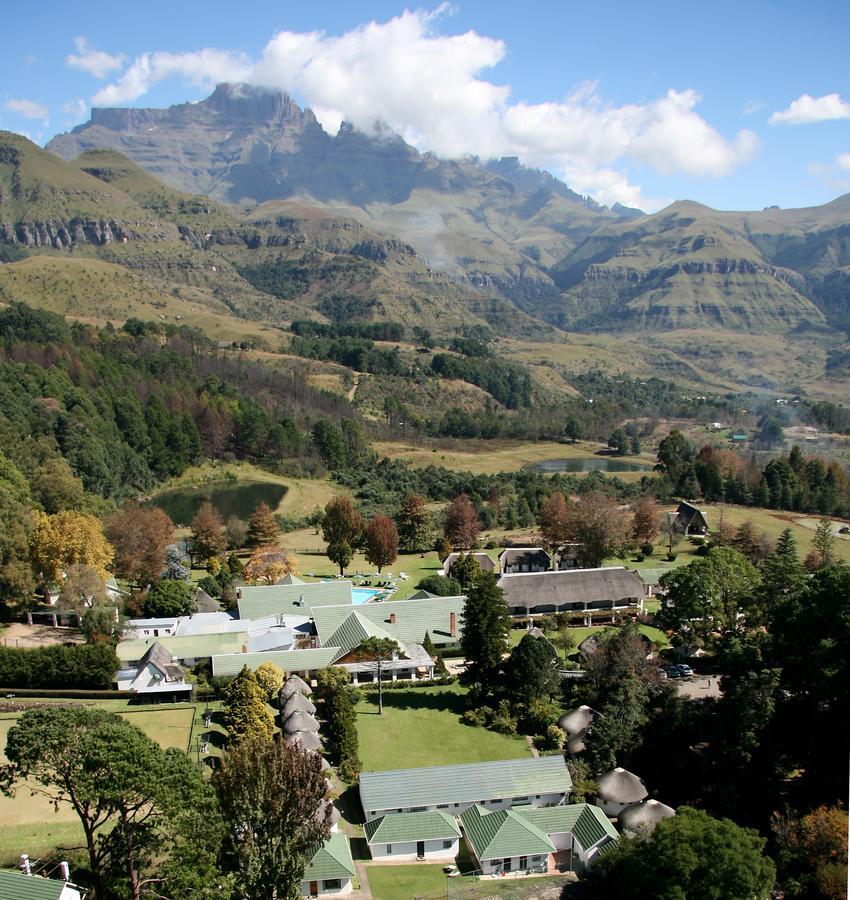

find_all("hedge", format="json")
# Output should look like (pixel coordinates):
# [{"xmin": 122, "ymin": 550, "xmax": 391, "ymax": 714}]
[
  {"xmin": 0, "ymin": 643, "xmax": 119, "ymax": 690},
  {"xmin": 357, "ymin": 675, "xmax": 457, "ymax": 691}
]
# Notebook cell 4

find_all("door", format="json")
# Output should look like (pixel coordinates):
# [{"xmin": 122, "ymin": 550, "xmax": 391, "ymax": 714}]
[
  {"xmin": 417, "ymin": 840, "xmax": 425, "ymax": 857},
  {"xmin": 519, "ymin": 856, "xmax": 527, "ymax": 870},
  {"xmin": 503, "ymin": 858, "xmax": 512, "ymax": 872},
  {"xmin": 309, "ymin": 881, "xmax": 318, "ymax": 897}
]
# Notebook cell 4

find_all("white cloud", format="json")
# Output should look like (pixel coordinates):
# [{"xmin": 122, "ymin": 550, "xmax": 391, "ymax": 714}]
[
  {"xmin": 62, "ymin": 98, "xmax": 88, "ymax": 123},
  {"xmin": 4, "ymin": 98, "xmax": 48, "ymax": 119},
  {"xmin": 66, "ymin": 37, "xmax": 125, "ymax": 79},
  {"xmin": 769, "ymin": 93, "xmax": 850, "ymax": 125},
  {"xmin": 89, "ymin": 8, "xmax": 757, "ymax": 209},
  {"xmin": 837, "ymin": 153, "xmax": 850, "ymax": 171},
  {"xmin": 742, "ymin": 100, "xmax": 764, "ymax": 116},
  {"xmin": 92, "ymin": 48, "xmax": 252, "ymax": 105}
]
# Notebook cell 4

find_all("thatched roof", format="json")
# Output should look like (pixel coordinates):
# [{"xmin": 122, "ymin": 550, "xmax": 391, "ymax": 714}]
[
  {"xmin": 566, "ymin": 729, "xmax": 587, "ymax": 755},
  {"xmin": 597, "ymin": 768, "xmax": 648, "ymax": 804},
  {"xmin": 558, "ymin": 705, "xmax": 600, "ymax": 735},
  {"xmin": 497, "ymin": 567, "xmax": 644, "ymax": 611},
  {"xmin": 281, "ymin": 691, "xmax": 317, "ymax": 717},
  {"xmin": 280, "ymin": 674, "xmax": 312, "ymax": 698},
  {"xmin": 619, "ymin": 799, "xmax": 676, "ymax": 835},
  {"xmin": 286, "ymin": 730, "xmax": 323, "ymax": 751},
  {"xmin": 319, "ymin": 756, "xmax": 332, "ymax": 773},
  {"xmin": 283, "ymin": 711, "xmax": 320, "ymax": 734}
]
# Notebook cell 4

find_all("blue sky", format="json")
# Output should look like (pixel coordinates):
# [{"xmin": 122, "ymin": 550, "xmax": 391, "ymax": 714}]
[{"xmin": 2, "ymin": 0, "xmax": 848, "ymax": 211}]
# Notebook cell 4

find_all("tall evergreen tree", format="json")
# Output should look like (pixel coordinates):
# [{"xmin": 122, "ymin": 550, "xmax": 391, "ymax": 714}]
[
  {"xmin": 459, "ymin": 573, "xmax": 510, "ymax": 696},
  {"xmin": 395, "ymin": 493, "xmax": 434, "ymax": 553},
  {"xmin": 504, "ymin": 634, "xmax": 560, "ymax": 704},
  {"xmin": 222, "ymin": 666, "xmax": 275, "ymax": 745},
  {"xmin": 324, "ymin": 685, "xmax": 361, "ymax": 781}
]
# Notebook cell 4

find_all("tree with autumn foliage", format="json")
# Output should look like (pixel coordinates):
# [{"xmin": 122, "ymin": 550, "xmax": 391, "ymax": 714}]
[
  {"xmin": 537, "ymin": 492, "xmax": 571, "ymax": 550},
  {"xmin": 773, "ymin": 805, "xmax": 848, "ymax": 899},
  {"xmin": 444, "ymin": 494, "xmax": 480, "ymax": 549},
  {"xmin": 247, "ymin": 502, "xmax": 281, "ymax": 548},
  {"xmin": 30, "ymin": 510, "xmax": 114, "ymax": 588},
  {"xmin": 631, "ymin": 497, "xmax": 660, "ymax": 547},
  {"xmin": 222, "ymin": 666, "xmax": 275, "ymax": 745},
  {"xmin": 107, "ymin": 504, "xmax": 174, "ymax": 584},
  {"xmin": 322, "ymin": 496, "xmax": 364, "ymax": 576},
  {"xmin": 190, "ymin": 501, "xmax": 227, "ymax": 561},
  {"xmin": 364, "ymin": 515, "xmax": 399, "ymax": 573},
  {"xmin": 564, "ymin": 492, "xmax": 631, "ymax": 567},
  {"xmin": 395, "ymin": 493, "xmax": 434, "ymax": 553},
  {"xmin": 245, "ymin": 546, "xmax": 298, "ymax": 584}
]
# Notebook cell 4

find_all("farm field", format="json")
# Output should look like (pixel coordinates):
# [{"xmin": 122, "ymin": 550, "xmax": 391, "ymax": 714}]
[{"xmin": 355, "ymin": 683, "xmax": 531, "ymax": 772}]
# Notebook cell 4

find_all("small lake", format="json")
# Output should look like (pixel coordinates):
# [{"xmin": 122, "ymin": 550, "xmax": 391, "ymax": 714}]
[
  {"xmin": 531, "ymin": 458, "xmax": 653, "ymax": 474},
  {"xmin": 150, "ymin": 481, "xmax": 288, "ymax": 526}
]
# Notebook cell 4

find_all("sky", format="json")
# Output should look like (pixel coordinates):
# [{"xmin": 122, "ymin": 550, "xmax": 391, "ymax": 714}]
[{"xmin": 1, "ymin": 0, "xmax": 849, "ymax": 212}]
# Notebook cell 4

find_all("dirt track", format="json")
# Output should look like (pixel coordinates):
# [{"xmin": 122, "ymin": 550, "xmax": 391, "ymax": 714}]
[{"xmin": 0, "ymin": 622, "xmax": 84, "ymax": 648}]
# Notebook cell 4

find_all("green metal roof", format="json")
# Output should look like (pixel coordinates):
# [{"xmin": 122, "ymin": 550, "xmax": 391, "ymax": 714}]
[
  {"xmin": 303, "ymin": 833, "xmax": 355, "ymax": 881},
  {"xmin": 460, "ymin": 806, "xmax": 554, "ymax": 860},
  {"xmin": 326, "ymin": 611, "xmax": 404, "ymax": 662},
  {"xmin": 516, "ymin": 804, "xmax": 619, "ymax": 851},
  {"xmin": 0, "ymin": 870, "xmax": 67, "ymax": 900},
  {"xmin": 364, "ymin": 811, "xmax": 461, "ymax": 845},
  {"xmin": 359, "ymin": 756, "xmax": 571, "ymax": 813},
  {"xmin": 313, "ymin": 595, "xmax": 466, "ymax": 649},
  {"xmin": 237, "ymin": 581, "xmax": 354, "ymax": 619},
  {"xmin": 211, "ymin": 647, "xmax": 340, "ymax": 677},
  {"xmin": 633, "ymin": 568, "xmax": 668, "ymax": 585},
  {"xmin": 117, "ymin": 632, "xmax": 247, "ymax": 662}
]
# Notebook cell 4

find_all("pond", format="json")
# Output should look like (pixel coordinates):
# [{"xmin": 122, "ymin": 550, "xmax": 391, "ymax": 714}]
[
  {"xmin": 150, "ymin": 480, "xmax": 288, "ymax": 526},
  {"xmin": 531, "ymin": 458, "xmax": 653, "ymax": 474}
]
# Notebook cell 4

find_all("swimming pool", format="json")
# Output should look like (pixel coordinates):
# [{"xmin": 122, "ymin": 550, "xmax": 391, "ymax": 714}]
[{"xmin": 352, "ymin": 588, "xmax": 382, "ymax": 605}]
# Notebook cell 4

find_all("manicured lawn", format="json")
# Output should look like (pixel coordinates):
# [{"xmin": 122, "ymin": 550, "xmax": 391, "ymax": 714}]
[
  {"xmin": 355, "ymin": 683, "xmax": 531, "ymax": 771},
  {"xmin": 508, "ymin": 623, "xmax": 669, "ymax": 653},
  {"xmin": 119, "ymin": 705, "xmax": 196, "ymax": 751},
  {"xmin": 366, "ymin": 864, "xmax": 449, "ymax": 900}
]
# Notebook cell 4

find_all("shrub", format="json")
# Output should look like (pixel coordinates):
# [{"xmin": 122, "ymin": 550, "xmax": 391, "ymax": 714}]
[
  {"xmin": 198, "ymin": 575, "xmax": 222, "ymax": 598},
  {"xmin": 641, "ymin": 543, "xmax": 654, "ymax": 556},
  {"xmin": 462, "ymin": 708, "xmax": 490, "ymax": 727},
  {"xmin": 634, "ymin": 554, "xmax": 645, "ymax": 562},
  {"xmin": 667, "ymin": 552, "xmax": 678, "ymax": 561},
  {"xmin": 534, "ymin": 725, "xmax": 564, "ymax": 752},
  {"xmin": 489, "ymin": 700, "xmax": 518, "ymax": 735}
]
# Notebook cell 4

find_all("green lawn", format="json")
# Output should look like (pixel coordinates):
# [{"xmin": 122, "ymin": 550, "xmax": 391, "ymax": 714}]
[
  {"xmin": 508, "ymin": 623, "xmax": 669, "ymax": 654},
  {"xmin": 355, "ymin": 683, "xmax": 530, "ymax": 771},
  {"xmin": 366, "ymin": 864, "xmax": 570, "ymax": 900}
]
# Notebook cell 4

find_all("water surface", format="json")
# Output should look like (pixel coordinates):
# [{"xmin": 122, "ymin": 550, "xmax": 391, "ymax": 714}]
[
  {"xmin": 151, "ymin": 481, "xmax": 288, "ymax": 525},
  {"xmin": 532, "ymin": 458, "xmax": 652, "ymax": 474}
]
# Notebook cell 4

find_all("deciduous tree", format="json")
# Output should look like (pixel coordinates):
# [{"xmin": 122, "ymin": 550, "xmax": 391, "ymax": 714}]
[
  {"xmin": 214, "ymin": 734, "xmax": 331, "ymax": 900},
  {"xmin": 254, "ymin": 662, "xmax": 285, "ymax": 701},
  {"xmin": 58, "ymin": 563, "xmax": 109, "ymax": 610},
  {"xmin": 364, "ymin": 514, "xmax": 399, "ymax": 573},
  {"xmin": 30, "ymin": 510, "xmax": 114, "ymax": 587},
  {"xmin": 245, "ymin": 546, "xmax": 298, "ymax": 584},
  {"xmin": 143, "ymin": 579, "xmax": 196, "ymax": 618},
  {"xmin": 322, "ymin": 496, "xmax": 364, "ymax": 548},
  {"xmin": 107, "ymin": 505, "xmax": 174, "ymax": 584},
  {"xmin": 564, "ymin": 492, "xmax": 631, "ymax": 567},
  {"xmin": 538, "ymin": 491, "xmax": 571, "ymax": 549},
  {"xmin": 631, "ymin": 497, "xmax": 659, "ymax": 546},
  {"xmin": 444, "ymin": 493, "xmax": 480, "ymax": 548}
]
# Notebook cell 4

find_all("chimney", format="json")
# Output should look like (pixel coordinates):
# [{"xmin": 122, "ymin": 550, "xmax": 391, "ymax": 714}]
[
  {"xmin": 19, "ymin": 854, "xmax": 31, "ymax": 876},
  {"xmin": 449, "ymin": 612, "xmax": 456, "ymax": 637},
  {"xmin": 236, "ymin": 588, "xmax": 242, "ymax": 600},
  {"xmin": 60, "ymin": 861, "xmax": 70, "ymax": 882},
  {"xmin": 389, "ymin": 613, "xmax": 396, "ymax": 624},
  {"xmin": 241, "ymin": 644, "xmax": 248, "ymax": 653}
]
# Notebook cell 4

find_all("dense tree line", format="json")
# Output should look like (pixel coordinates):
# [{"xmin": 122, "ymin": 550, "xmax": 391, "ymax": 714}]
[
  {"xmin": 289, "ymin": 333, "xmax": 406, "ymax": 375},
  {"xmin": 430, "ymin": 352, "xmax": 532, "ymax": 408},
  {"xmin": 290, "ymin": 319, "xmax": 405, "ymax": 341}
]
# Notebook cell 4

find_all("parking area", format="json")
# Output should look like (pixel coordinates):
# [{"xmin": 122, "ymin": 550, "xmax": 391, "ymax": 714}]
[{"xmin": 675, "ymin": 675, "xmax": 721, "ymax": 699}]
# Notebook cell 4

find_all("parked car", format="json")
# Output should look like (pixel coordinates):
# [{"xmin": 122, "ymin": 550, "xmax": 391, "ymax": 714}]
[
  {"xmin": 676, "ymin": 663, "xmax": 695, "ymax": 677},
  {"xmin": 656, "ymin": 667, "xmax": 669, "ymax": 680},
  {"xmin": 665, "ymin": 665, "xmax": 683, "ymax": 678}
]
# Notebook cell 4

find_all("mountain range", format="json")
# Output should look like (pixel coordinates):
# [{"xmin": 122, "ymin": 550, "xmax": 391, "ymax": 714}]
[{"xmin": 0, "ymin": 83, "xmax": 848, "ymax": 396}]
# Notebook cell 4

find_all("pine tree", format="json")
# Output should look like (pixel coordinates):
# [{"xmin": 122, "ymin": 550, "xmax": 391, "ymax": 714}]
[
  {"xmin": 459, "ymin": 573, "xmax": 510, "ymax": 696},
  {"xmin": 395, "ymin": 493, "xmax": 434, "ymax": 553},
  {"xmin": 325, "ymin": 685, "xmax": 361, "ymax": 782},
  {"xmin": 247, "ymin": 502, "xmax": 281, "ymax": 548},
  {"xmin": 422, "ymin": 630, "xmax": 448, "ymax": 675}
]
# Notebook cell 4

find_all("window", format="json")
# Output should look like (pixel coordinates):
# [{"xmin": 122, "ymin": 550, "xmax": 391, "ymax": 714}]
[
  {"xmin": 443, "ymin": 840, "xmax": 453, "ymax": 849},
  {"xmin": 519, "ymin": 856, "xmax": 528, "ymax": 870},
  {"xmin": 535, "ymin": 795, "xmax": 540, "ymax": 799},
  {"xmin": 324, "ymin": 879, "xmax": 341, "ymax": 890},
  {"xmin": 514, "ymin": 796, "xmax": 528, "ymax": 801},
  {"xmin": 386, "ymin": 845, "xmax": 392, "ymax": 854},
  {"xmin": 437, "ymin": 804, "xmax": 449, "ymax": 809}
]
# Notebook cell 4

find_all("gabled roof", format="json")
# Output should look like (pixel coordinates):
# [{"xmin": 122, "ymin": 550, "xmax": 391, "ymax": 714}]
[
  {"xmin": 497, "ymin": 567, "xmax": 644, "ymax": 608},
  {"xmin": 138, "ymin": 642, "xmax": 184, "ymax": 681},
  {"xmin": 211, "ymin": 647, "xmax": 339, "ymax": 677},
  {"xmin": 499, "ymin": 547, "xmax": 551, "ymax": 568},
  {"xmin": 117, "ymin": 632, "xmax": 247, "ymax": 662},
  {"xmin": 460, "ymin": 806, "xmax": 554, "ymax": 860},
  {"xmin": 364, "ymin": 811, "xmax": 461, "ymax": 845},
  {"xmin": 303, "ymin": 833, "xmax": 355, "ymax": 881},
  {"xmin": 279, "ymin": 573, "xmax": 305, "ymax": 585},
  {"xmin": 325, "ymin": 610, "xmax": 403, "ymax": 662},
  {"xmin": 0, "ymin": 870, "xmax": 70, "ymax": 900},
  {"xmin": 313, "ymin": 595, "xmax": 466, "ymax": 649},
  {"xmin": 516, "ymin": 804, "xmax": 619, "ymax": 850},
  {"xmin": 237, "ymin": 581, "xmax": 354, "ymax": 619},
  {"xmin": 443, "ymin": 552, "xmax": 496, "ymax": 573},
  {"xmin": 359, "ymin": 756, "xmax": 571, "ymax": 813}
]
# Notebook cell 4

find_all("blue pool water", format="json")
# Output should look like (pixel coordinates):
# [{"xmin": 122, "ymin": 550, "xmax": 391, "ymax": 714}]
[{"xmin": 352, "ymin": 588, "xmax": 382, "ymax": 605}]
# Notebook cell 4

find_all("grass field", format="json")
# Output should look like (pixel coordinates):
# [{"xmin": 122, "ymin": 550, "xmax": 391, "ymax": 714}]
[
  {"xmin": 356, "ymin": 683, "xmax": 530, "ymax": 772},
  {"xmin": 373, "ymin": 438, "xmax": 653, "ymax": 477},
  {"xmin": 0, "ymin": 703, "xmax": 202, "ymax": 865},
  {"xmin": 366, "ymin": 865, "xmax": 570, "ymax": 900}
]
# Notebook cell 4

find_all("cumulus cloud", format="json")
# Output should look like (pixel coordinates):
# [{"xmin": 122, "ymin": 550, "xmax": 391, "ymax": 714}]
[
  {"xmin": 770, "ymin": 93, "xmax": 850, "ymax": 125},
  {"xmin": 4, "ymin": 98, "xmax": 48, "ymax": 120},
  {"xmin": 91, "ymin": 49, "xmax": 252, "ymax": 105},
  {"xmin": 61, "ymin": 98, "xmax": 88, "ymax": 123},
  {"xmin": 89, "ymin": 8, "xmax": 757, "ymax": 208},
  {"xmin": 66, "ymin": 37, "xmax": 125, "ymax": 79},
  {"xmin": 837, "ymin": 153, "xmax": 850, "ymax": 171}
]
